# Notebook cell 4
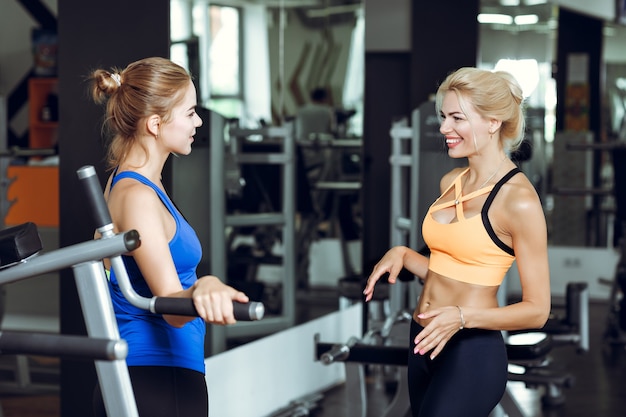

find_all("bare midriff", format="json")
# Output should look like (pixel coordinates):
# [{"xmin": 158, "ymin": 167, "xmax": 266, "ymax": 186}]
[{"xmin": 413, "ymin": 270, "xmax": 500, "ymax": 326}]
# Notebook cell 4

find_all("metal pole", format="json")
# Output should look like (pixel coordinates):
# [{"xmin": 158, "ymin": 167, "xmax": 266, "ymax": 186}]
[{"xmin": 73, "ymin": 261, "xmax": 138, "ymax": 417}]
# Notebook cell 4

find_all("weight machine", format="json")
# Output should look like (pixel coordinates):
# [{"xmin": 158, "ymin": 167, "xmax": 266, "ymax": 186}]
[
  {"xmin": 597, "ymin": 144, "xmax": 626, "ymax": 360},
  {"xmin": 0, "ymin": 165, "xmax": 263, "ymax": 416}
]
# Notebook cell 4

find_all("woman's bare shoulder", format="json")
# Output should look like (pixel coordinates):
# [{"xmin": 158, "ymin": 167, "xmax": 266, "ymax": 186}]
[
  {"xmin": 107, "ymin": 179, "xmax": 161, "ymax": 222},
  {"xmin": 501, "ymin": 171, "xmax": 543, "ymax": 217}
]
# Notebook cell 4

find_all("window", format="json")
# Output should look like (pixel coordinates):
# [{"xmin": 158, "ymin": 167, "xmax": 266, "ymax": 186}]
[{"xmin": 171, "ymin": 1, "xmax": 243, "ymax": 119}]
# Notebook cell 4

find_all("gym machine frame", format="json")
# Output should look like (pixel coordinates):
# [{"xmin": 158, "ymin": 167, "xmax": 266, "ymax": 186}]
[
  {"xmin": 0, "ymin": 165, "xmax": 263, "ymax": 417},
  {"xmin": 561, "ymin": 141, "xmax": 626, "ymax": 358},
  {"xmin": 313, "ymin": 105, "xmax": 440, "ymax": 417},
  {"xmin": 0, "ymin": 213, "xmax": 141, "ymax": 416},
  {"xmin": 209, "ymin": 124, "xmax": 295, "ymax": 354},
  {"xmin": 298, "ymin": 137, "xmax": 363, "ymax": 279}
]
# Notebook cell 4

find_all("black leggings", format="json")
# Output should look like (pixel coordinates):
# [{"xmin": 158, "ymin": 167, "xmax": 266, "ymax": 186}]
[
  {"xmin": 408, "ymin": 320, "xmax": 507, "ymax": 417},
  {"xmin": 93, "ymin": 366, "xmax": 208, "ymax": 417}
]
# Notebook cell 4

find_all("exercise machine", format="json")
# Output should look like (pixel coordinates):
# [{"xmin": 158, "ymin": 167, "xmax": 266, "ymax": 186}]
[
  {"xmin": 601, "ymin": 145, "xmax": 626, "ymax": 360},
  {"xmin": 314, "ymin": 281, "xmax": 589, "ymax": 417},
  {"xmin": 503, "ymin": 281, "xmax": 588, "ymax": 411},
  {"xmin": 603, "ymin": 222, "xmax": 626, "ymax": 361},
  {"xmin": 0, "ymin": 214, "xmax": 141, "ymax": 415},
  {"xmin": 77, "ymin": 166, "xmax": 264, "ymax": 321},
  {"xmin": 0, "ymin": 165, "xmax": 263, "ymax": 417},
  {"xmin": 315, "ymin": 280, "xmax": 588, "ymax": 415},
  {"xmin": 315, "ymin": 323, "xmax": 411, "ymax": 417},
  {"xmin": 208, "ymin": 123, "xmax": 295, "ymax": 353}
]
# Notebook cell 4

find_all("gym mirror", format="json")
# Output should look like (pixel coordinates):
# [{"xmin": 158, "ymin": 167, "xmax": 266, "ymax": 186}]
[
  {"xmin": 480, "ymin": 0, "xmax": 626, "ymax": 304},
  {"xmin": 169, "ymin": 0, "xmax": 364, "ymax": 352}
]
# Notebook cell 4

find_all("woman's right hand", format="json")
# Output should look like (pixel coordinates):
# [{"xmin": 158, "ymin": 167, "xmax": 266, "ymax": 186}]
[
  {"xmin": 363, "ymin": 246, "xmax": 408, "ymax": 302},
  {"xmin": 191, "ymin": 276, "xmax": 249, "ymax": 325}
]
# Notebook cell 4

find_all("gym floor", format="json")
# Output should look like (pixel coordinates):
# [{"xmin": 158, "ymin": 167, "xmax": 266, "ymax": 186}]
[{"xmin": 0, "ymin": 299, "xmax": 625, "ymax": 417}]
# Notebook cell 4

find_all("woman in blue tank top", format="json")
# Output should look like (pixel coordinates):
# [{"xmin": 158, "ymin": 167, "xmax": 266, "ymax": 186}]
[{"xmin": 87, "ymin": 57, "xmax": 250, "ymax": 417}]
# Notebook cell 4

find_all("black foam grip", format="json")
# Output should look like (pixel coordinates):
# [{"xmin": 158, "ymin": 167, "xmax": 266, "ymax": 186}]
[
  {"xmin": 76, "ymin": 165, "xmax": 112, "ymax": 229},
  {"xmin": 153, "ymin": 297, "xmax": 197, "ymax": 316},
  {"xmin": 122, "ymin": 230, "xmax": 142, "ymax": 252},
  {"xmin": 152, "ymin": 298, "xmax": 264, "ymax": 321},
  {"xmin": 0, "ymin": 332, "xmax": 124, "ymax": 361}
]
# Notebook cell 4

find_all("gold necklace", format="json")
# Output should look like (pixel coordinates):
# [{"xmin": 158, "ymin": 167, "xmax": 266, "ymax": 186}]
[
  {"xmin": 475, "ymin": 155, "xmax": 508, "ymax": 190},
  {"xmin": 456, "ymin": 155, "xmax": 508, "ymax": 205}
]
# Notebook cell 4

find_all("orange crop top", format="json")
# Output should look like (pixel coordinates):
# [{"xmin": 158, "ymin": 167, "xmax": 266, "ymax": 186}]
[{"xmin": 421, "ymin": 167, "xmax": 521, "ymax": 286}]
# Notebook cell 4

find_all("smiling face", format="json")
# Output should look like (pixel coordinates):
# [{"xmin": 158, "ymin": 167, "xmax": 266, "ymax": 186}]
[
  {"xmin": 159, "ymin": 80, "xmax": 203, "ymax": 156},
  {"xmin": 439, "ymin": 91, "xmax": 492, "ymax": 158}
]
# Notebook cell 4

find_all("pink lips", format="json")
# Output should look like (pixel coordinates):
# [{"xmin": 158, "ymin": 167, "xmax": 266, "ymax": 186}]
[{"xmin": 445, "ymin": 137, "xmax": 462, "ymax": 148}]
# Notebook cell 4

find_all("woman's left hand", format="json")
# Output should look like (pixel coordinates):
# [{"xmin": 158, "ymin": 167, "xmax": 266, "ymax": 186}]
[{"xmin": 414, "ymin": 306, "xmax": 464, "ymax": 360}]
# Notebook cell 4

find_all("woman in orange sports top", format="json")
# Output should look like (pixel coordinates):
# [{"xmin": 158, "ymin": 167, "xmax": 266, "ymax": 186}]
[{"xmin": 363, "ymin": 67, "xmax": 551, "ymax": 417}]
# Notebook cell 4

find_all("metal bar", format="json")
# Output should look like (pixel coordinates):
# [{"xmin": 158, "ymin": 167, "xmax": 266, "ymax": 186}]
[
  {"xmin": 230, "ymin": 126, "xmax": 290, "ymax": 138},
  {"xmin": 315, "ymin": 341, "xmax": 409, "ymax": 366},
  {"xmin": 388, "ymin": 155, "xmax": 413, "ymax": 166},
  {"xmin": 0, "ymin": 232, "xmax": 137, "ymax": 285},
  {"xmin": 345, "ymin": 363, "xmax": 367, "ymax": 417},
  {"xmin": 235, "ymin": 153, "xmax": 290, "ymax": 164},
  {"xmin": 409, "ymin": 107, "xmax": 421, "ymax": 251},
  {"xmin": 209, "ymin": 115, "xmax": 228, "ymax": 354},
  {"xmin": 0, "ymin": 95, "xmax": 6, "ymax": 151},
  {"xmin": 552, "ymin": 187, "xmax": 613, "ymax": 196},
  {"xmin": 389, "ymin": 125, "xmax": 413, "ymax": 139},
  {"xmin": 0, "ymin": 332, "xmax": 126, "ymax": 361},
  {"xmin": 281, "ymin": 123, "xmax": 296, "ymax": 328},
  {"xmin": 314, "ymin": 181, "xmax": 361, "ymax": 190},
  {"xmin": 225, "ymin": 213, "xmax": 285, "ymax": 227},
  {"xmin": 73, "ymin": 261, "xmax": 138, "ymax": 417},
  {"xmin": 394, "ymin": 216, "xmax": 412, "ymax": 231},
  {"xmin": 298, "ymin": 139, "xmax": 363, "ymax": 148},
  {"xmin": 226, "ymin": 316, "xmax": 293, "ymax": 338},
  {"xmin": 381, "ymin": 367, "xmax": 410, "ymax": 417},
  {"xmin": 389, "ymin": 118, "xmax": 412, "ymax": 314}
]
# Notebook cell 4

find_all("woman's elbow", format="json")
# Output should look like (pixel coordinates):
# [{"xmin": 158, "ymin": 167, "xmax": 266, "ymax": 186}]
[
  {"xmin": 531, "ymin": 304, "xmax": 551, "ymax": 329},
  {"xmin": 535, "ymin": 312, "xmax": 550, "ymax": 329},
  {"xmin": 164, "ymin": 314, "xmax": 190, "ymax": 328}
]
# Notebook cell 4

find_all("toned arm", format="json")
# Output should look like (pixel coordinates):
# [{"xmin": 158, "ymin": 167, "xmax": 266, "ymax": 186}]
[{"xmin": 463, "ymin": 178, "xmax": 551, "ymax": 331}]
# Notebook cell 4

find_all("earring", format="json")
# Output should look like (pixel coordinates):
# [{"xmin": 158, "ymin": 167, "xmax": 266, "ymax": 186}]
[{"xmin": 153, "ymin": 121, "xmax": 160, "ymax": 140}]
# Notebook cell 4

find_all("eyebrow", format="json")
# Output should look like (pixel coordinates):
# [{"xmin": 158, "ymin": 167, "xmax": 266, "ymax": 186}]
[{"xmin": 441, "ymin": 110, "xmax": 464, "ymax": 116}]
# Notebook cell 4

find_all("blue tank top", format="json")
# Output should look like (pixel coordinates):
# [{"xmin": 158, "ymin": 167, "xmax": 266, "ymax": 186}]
[{"xmin": 108, "ymin": 171, "xmax": 206, "ymax": 373}]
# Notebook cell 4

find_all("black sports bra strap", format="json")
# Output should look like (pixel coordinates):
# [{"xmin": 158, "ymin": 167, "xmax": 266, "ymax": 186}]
[
  {"xmin": 481, "ymin": 167, "xmax": 521, "ymax": 256},
  {"xmin": 482, "ymin": 167, "xmax": 521, "ymax": 211}
]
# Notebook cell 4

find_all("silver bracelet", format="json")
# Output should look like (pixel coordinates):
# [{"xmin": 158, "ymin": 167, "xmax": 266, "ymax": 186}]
[{"xmin": 456, "ymin": 305, "xmax": 465, "ymax": 330}]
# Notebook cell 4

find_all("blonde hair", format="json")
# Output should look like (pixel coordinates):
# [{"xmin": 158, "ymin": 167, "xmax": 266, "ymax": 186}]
[
  {"xmin": 435, "ymin": 67, "xmax": 526, "ymax": 152},
  {"xmin": 88, "ymin": 57, "xmax": 192, "ymax": 169}
]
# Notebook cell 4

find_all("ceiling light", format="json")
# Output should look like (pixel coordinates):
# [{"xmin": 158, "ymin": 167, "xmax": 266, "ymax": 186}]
[
  {"xmin": 477, "ymin": 13, "xmax": 514, "ymax": 25},
  {"xmin": 523, "ymin": 0, "xmax": 547, "ymax": 5},
  {"xmin": 514, "ymin": 14, "xmax": 539, "ymax": 25},
  {"xmin": 500, "ymin": 0, "xmax": 520, "ymax": 5}
]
